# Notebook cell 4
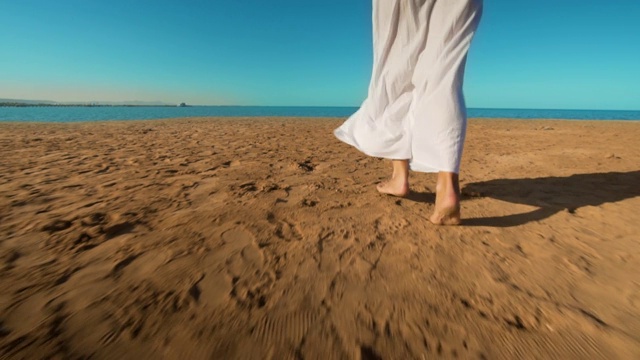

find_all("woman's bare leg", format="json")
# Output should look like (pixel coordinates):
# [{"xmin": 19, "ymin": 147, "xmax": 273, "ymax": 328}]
[
  {"xmin": 430, "ymin": 172, "xmax": 461, "ymax": 225},
  {"xmin": 376, "ymin": 160, "xmax": 410, "ymax": 197}
]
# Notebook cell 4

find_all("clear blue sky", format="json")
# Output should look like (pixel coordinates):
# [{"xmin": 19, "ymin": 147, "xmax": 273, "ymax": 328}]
[{"xmin": 1, "ymin": 0, "xmax": 639, "ymax": 109}]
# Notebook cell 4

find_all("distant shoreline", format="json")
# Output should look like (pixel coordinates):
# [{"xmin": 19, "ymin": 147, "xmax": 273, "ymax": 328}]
[{"xmin": 0, "ymin": 103, "xmax": 183, "ymax": 108}]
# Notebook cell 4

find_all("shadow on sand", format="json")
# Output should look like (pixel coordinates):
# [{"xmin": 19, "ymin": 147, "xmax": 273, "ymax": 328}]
[{"xmin": 407, "ymin": 171, "xmax": 640, "ymax": 227}]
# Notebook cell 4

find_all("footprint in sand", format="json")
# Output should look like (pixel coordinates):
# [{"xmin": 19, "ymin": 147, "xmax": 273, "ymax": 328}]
[
  {"xmin": 267, "ymin": 213, "xmax": 303, "ymax": 242},
  {"xmin": 374, "ymin": 216, "xmax": 410, "ymax": 234},
  {"xmin": 199, "ymin": 227, "xmax": 269, "ymax": 309},
  {"xmin": 120, "ymin": 249, "xmax": 171, "ymax": 280},
  {"xmin": 2, "ymin": 292, "xmax": 49, "ymax": 335}
]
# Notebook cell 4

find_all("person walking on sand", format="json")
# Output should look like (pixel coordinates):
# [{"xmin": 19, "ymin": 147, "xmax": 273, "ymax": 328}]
[{"xmin": 334, "ymin": 0, "xmax": 483, "ymax": 225}]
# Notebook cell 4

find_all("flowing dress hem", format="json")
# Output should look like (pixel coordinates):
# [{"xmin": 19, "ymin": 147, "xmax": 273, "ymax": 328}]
[{"xmin": 334, "ymin": 128, "xmax": 455, "ymax": 174}]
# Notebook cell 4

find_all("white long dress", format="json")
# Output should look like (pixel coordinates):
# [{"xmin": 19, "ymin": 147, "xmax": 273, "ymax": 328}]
[{"xmin": 334, "ymin": 0, "xmax": 483, "ymax": 174}]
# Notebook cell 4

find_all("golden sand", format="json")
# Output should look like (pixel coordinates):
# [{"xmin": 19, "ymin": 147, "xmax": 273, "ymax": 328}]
[{"xmin": 1, "ymin": 117, "xmax": 639, "ymax": 358}]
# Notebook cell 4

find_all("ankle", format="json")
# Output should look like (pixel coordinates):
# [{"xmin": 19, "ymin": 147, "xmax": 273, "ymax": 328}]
[
  {"xmin": 391, "ymin": 160, "xmax": 409, "ymax": 182},
  {"xmin": 391, "ymin": 174, "xmax": 409, "ymax": 184},
  {"xmin": 436, "ymin": 173, "xmax": 459, "ymax": 194}
]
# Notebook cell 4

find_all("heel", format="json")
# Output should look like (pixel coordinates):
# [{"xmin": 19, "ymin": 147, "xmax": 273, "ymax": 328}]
[{"xmin": 430, "ymin": 205, "xmax": 461, "ymax": 226}]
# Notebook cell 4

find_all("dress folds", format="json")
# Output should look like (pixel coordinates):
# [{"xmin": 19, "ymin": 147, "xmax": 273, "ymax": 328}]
[{"xmin": 334, "ymin": 0, "xmax": 483, "ymax": 173}]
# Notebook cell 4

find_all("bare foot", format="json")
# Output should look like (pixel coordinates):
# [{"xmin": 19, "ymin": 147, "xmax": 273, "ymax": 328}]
[
  {"xmin": 429, "ymin": 202, "xmax": 461, "ymax": 225},
  {"xmin": 429, "ymin": 173, "xmax": 461, "ymax": 225},
  {"xmin": 377, "ymin": 159, "xmax": 410, "ymax": 197},
  {"xmin": 376, "ymin": 177, "xmax": 409, "ymax": 197}
]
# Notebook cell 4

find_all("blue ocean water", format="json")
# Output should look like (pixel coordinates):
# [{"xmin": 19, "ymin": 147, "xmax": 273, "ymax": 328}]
[{"xmin": 0, "ymin": 106, "xmax": 639, "ymax": 122}]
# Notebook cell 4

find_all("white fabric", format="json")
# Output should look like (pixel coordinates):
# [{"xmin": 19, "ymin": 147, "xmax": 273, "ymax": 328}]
[{"xmin": 334, "ymin": 0, "xmax": 483, "ymax": 173}]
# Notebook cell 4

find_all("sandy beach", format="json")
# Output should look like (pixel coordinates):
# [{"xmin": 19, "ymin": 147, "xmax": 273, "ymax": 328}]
[{"xmin": 0, "ymin": 117, "xmax": 639, "ymax": 359}]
